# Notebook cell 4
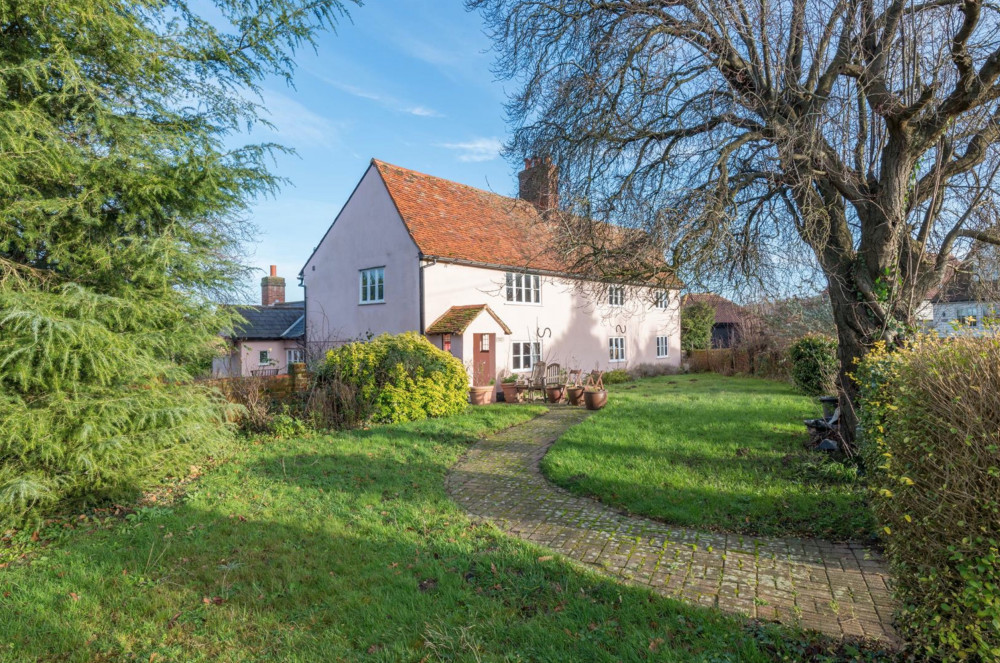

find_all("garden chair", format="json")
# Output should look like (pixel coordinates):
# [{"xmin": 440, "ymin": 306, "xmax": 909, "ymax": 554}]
[
  {"xmin": 544, "ymin": 363, "xmax": 562, "ymax": 388},
  {"xmin": 525, "ymin": 361, "xmax": 547, "ymax": 402},
  {"xmin": 566, "ymin": 369, "xmax": 583, "ymax": 387},
  {"xmin": 585, "ymin": 370, "xmax": 604, "ymax": 390}
]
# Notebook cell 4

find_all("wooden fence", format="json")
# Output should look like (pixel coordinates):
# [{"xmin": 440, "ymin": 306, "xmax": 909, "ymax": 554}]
[{"xmin": 687, "ymin": 348, "xmax": 791, "ymax": 381}]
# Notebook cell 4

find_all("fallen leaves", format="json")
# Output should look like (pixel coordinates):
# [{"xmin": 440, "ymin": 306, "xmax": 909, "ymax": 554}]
[{"xmin": 202, "ymin": 596, "xmax": 225, "ymax": 606}]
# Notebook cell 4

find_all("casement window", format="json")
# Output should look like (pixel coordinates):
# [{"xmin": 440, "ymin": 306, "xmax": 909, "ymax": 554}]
[
  {"xmin": 608, "ymin": 286, "xmax": 625, "ymax": 307},
  {"xmin": 258, "ymin": 350, "xmax": 270, "ymax": 365},
  {"xmin": 505, "ymin": 272, "xmax": 541, "ymax": 304},
  {"xmin": 359, "ymin": 266, "xmax": 385, "ymax": 304},
  {"xmin": 609, "ymin": 337, "xmax": 626, "ymax": 363},
  {"xmin": 286, "ymin": 348, "xmax": 304, "ymax": 365},
  {"xmin": 512, "ymin": 341, "xmax": 541, "ymax": 371},
  {"xmin": 957, "ymin": 307, "xmax": 979, "ymax": 327},
  {"xmin": 656, "ymin": 336, "xmax": 669, "ymax": 358},
  {"xmin": 654, "ymin": 291, "xmax": 669, "ymax": 309}
]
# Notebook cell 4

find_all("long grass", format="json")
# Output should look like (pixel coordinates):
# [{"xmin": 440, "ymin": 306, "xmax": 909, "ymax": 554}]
[{"xmin": 542, "ymin": 374, "xmax": 874, "ymax": 540}]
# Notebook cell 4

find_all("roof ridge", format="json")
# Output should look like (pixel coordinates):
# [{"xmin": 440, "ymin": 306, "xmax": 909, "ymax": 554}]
[{"xmin": 372, "ymin": 158, "xmax": 525, "ymax": 208}]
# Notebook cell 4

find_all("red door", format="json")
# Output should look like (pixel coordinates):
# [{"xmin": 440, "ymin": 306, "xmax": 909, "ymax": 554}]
[{"xmin": 472, "ymin": 333, "xmax": 496, "ymax": 386}]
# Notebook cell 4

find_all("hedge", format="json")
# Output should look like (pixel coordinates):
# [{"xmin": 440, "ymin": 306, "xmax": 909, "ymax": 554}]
[
  {"xmin": 788, "ymin": 334, "xmax": 838, "ymax": 396},
  {"xmin": 315, "ymin": 332, "xmax": 468, "ymax": 425},
  {"xmin": 856, "ymin": 338, "xmax": 1000, "ymax": 661}
]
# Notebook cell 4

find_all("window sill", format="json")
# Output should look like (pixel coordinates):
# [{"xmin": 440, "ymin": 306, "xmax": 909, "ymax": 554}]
[
  {"xmin": 504, "ymin": 301, "xmax": 542, "ymax": 307},
  {"xmin": 359, "ymin": 301, "xmax": 386, "ymax": 306}
]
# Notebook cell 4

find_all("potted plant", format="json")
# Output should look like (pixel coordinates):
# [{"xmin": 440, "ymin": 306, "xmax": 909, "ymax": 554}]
[
  {"xmin": 500, "ymin": 374, "xmax": 522, "ymax": 403},
  {"xmin": 583, "ymin": 386, "xmax": 607, "ymax": 410},
  {"xmin": 545, "ymin": 383, "xmax": 565, "ymax": 403},
  {"xmin": 565, "ymin": 383, "xmax": 585, "ymax": 406},
  {"xmin": 469, "ymin": 362, "xmax": 495, "ymax": 405}
]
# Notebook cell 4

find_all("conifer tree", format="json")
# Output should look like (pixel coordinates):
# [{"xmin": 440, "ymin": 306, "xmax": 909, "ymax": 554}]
[{"xmin": 0, "ymin": 0, "xmax": 356, "ymax": 523}]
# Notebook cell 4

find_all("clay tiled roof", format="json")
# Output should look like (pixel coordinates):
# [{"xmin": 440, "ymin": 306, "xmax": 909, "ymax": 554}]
[
  {"xmin": 682, "ymin": 293, "xmax": 745, "ymax": 325},
  {"xmin": 374, "ymin": 159, "xmax": 565, "ymax": 272},
  {"xmin": 425, "ymin": 304, "xmax": 512, "ymax": 335}
]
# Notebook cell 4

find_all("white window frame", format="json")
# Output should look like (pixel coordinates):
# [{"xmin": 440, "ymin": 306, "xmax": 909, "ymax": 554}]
[
  {"xmin": 505, "ymin": 272, "xmax": 541, "ymax": 305},
  {"xmin": 608, "ymin": 286, "xmax": 625, "ymax": 307},
  {"xmin": 286, "ymin": 348, "xmax": 305, "ymax": 365},
  {"xmin": 511, "ymin": 341, "xmax": 541, "ymax": 371},
  {"xmin": 359, "ymin": 266, "xmax": 385, "ymax": 304},
  {"xmin": 654, "ymin": 291, "xmax": 669, "ymax": 309},
  {"xmin": 656, "ymin": 336, "xmax": 669, "ymax": 358},
  {"xmin": 609, "ymin": 337, "xmax": 626, "ymax": 363},
  {"xmin": 258, "ymin": 350, "xmax": 271, "ymax": 365}
]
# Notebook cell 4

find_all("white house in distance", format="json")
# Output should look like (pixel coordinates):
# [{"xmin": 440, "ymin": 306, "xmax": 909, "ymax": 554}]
[{"xmin": 299, "ymin": 158, "xmax": 682, "ymax": 392}]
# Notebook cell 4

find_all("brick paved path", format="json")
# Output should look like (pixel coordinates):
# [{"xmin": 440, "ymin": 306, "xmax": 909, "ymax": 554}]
[{"xmin": 446, "ymin": 408, "xmax": 897, "ymax": 642}]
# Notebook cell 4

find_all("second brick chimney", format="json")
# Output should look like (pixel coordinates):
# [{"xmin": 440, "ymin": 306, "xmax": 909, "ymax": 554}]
[
  {"xmin": 518, "ymin": 156, "xmax": 559, "ymax": 211},
  {"xmin": 261, "ymin": 265, "xmax": 285, "ymax": 306}
]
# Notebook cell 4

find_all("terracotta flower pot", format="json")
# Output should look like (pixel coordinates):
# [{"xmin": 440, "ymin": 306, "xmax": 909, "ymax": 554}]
[
  {"xmin": 565, "ymin": 385, "xmax": 585, "ymax": 406},
  {"xmin": 501, "ymin": 382, "xmax": 522, "ymax": 403},
  {"xmin": 469, "ymin": 386, "xmax": 494, "ymax": 405},
  {"xmin": 545, "ymin": 385, "xmax": 565, "ymax": 403},
  {"xmin": 584, "ymin": 389, "xmax": 607, "ymax": 410}
]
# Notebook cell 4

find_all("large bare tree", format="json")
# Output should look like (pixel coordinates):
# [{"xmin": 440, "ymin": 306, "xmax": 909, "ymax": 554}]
[{"xmin": 471, "ymin": 0, "xmax": 1000, "ymax": 438}]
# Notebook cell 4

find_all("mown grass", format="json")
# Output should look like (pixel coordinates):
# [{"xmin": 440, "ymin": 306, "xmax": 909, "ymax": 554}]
[
  {"xmin": 542, "ymin": 374, "xmax": 875, "ymax": 540},
  {"xmin": 0, "ymin": 405, "xmax": 890, "ymax": 662}
]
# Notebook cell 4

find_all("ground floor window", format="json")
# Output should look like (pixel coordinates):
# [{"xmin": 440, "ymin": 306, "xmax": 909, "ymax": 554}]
[
  {"xmin": 286, "ymin": 348, "xmax": 305, "ymax": 364},
  {"xmin": 609, "ymin": 337, "xmax": 626, "ymax": 363},
  {"xmin": 656, "ymin": 336, "xmax": 669, "ymax": 358},
  {"xmin": 258, "ymin": 350, "xmax": 270, "ymax": 365},
  {"xmin": 512, "ymin": 341, "xmax": 541, "ymax": 370}
]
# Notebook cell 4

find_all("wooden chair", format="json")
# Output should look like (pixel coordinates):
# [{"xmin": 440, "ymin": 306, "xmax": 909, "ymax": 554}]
[
  {"xmin": 544, "ymin": 363, "xmax": 562, "ymax": 388},
  {"xmin": 566, "ymin": 369, "xmax": 583, "ymax": 388},
  {"xmin": 585, "ymin": 370, "xmax": 604, "ymax": 390},
  {"xmin": 525, "ymin": 361, "xmax": 547, "ymax": 402}
]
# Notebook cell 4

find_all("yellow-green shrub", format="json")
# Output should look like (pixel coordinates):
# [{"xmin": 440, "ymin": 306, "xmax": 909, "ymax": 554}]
[
  {"xmin": 856, "ymin": 337, "xmax": 1000, "ymax": 661},
  {"xmin": 316, "ymin": 333, "xmax": 468, "ymax": 425}
]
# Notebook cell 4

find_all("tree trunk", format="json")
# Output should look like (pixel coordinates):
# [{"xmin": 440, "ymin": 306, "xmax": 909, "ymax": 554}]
[{"xmin": 825, "ymin": 274, "xmax": 886, "ymax": 449}]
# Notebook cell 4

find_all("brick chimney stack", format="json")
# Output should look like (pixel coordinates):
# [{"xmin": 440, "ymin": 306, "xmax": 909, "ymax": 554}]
[
  {"xmin": 518, "ymin": 156, "xmax": 559, "ymax": 211},
  {"xmin": 261, "ymin": 264, "xmax": 285, "ymax": 306}
]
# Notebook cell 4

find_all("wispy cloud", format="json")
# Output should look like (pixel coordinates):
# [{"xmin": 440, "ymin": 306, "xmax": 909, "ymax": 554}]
[
  {"xmin": 322, "ymin": 79, "xmax": 444, "ymax": 118},
  {"xmin": 259, "ymin": 90, "xmax": 342, "ymax": 148},
  {"xmin": 438, "ymin": 137, "xmax": 503, "ymax": 162}
]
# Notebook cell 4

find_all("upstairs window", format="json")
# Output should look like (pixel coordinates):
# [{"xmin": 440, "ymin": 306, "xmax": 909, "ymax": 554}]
[
  {"xmin": 512, "ymin": 341, "xmax": 541, "ymax": 370},
  {"xmin": 608, "ymin": 286, "xmax": 625, "ymax": 307},
  {"xmin": 609, "ymin": 337, "xmax": 626, "ymax": 363},
  {"xmin": 360, "ymin": 267, "xmax": 385, "ymax": 304},
  {"xmin": 506, "ymin": 272, "xmax": 540, "ymax": 304},
  {"xmin": 654, "ymin": 291, "xmax": 669, "ymax": 309}
]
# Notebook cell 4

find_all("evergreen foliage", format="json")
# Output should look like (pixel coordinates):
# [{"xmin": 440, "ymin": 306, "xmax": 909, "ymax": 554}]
[
  {"xmin": 788, "ymin": 335, "xmax": 838, "ymax": 397},
  {"xmin": 680, "ymin": 302, "xmax": 715, "ymax": 352},
  {"xmin": 0, "ymin": 0, "xmax": 355, "ymax": 523}
]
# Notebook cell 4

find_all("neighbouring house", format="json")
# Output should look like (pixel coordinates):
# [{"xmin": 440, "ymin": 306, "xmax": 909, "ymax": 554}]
[
  {"xmin": 211, "ymin": 265, "xmax": 306, "ymax": 377},
  {"xmin": 299, "ymin": 158, "xmax": 682, "ymax": 393},
  {"xmin": 681, "ymin": 293, "xmax": 746, "ymax": 348},
  {"xmin": 925, "ymin": 265, "xmax": 1000, "ymax": 336}
]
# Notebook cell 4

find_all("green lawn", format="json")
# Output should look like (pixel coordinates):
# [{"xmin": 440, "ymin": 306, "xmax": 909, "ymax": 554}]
[
  {"xmin": 542, "ymin": 374, "xmax": 874, "ymax": 540},
  {"xmin": 0, "ymin": 405, "xmax": 875, "ymax": 662}
]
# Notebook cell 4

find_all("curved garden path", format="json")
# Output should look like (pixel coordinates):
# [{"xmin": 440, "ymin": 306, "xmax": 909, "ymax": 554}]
[{"xmin": 446, "ymin": 407, "xmax": 897, "ymax": 642}]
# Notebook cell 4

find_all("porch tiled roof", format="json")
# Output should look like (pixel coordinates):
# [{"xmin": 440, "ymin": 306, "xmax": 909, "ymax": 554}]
[{"xmin": 425, "ymin": 304, "xmax": 513, "ymax": 335}]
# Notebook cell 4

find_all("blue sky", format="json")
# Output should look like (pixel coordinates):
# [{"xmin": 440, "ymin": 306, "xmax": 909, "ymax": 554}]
[{"xmin": 241, "ymin": 1, "xmax": 517, "ymax": 301}]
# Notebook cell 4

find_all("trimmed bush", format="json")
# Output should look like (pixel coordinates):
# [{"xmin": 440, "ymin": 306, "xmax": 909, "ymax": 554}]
[
  {"xmin": 681, "ymin": 302, "xmax": 715, "ymax": 351},
  {"xmin": 316, "ymin": 332, "xmax": 468, "ymax": 425},
  {"xmin": 788, "ymin": 334, "xmax": 838, "ymax": 396},
  {"xmin": 602, "ymin": 369, "xmax": 632, "ymax": 385},
  {"xmin": 856, "ymin": 338, "xmax": 1000, "ymax": 661}
]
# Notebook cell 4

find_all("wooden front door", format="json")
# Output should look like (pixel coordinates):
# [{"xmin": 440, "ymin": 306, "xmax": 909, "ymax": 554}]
[{"xmin": 472, "ymin": 333, "xmax": 496, "ymax": 386}]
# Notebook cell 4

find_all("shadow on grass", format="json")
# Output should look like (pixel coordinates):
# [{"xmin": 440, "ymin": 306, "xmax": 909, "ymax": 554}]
[{"xmin": 2, "ymin": 426, "xmax": 810, "ymax": 663}]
